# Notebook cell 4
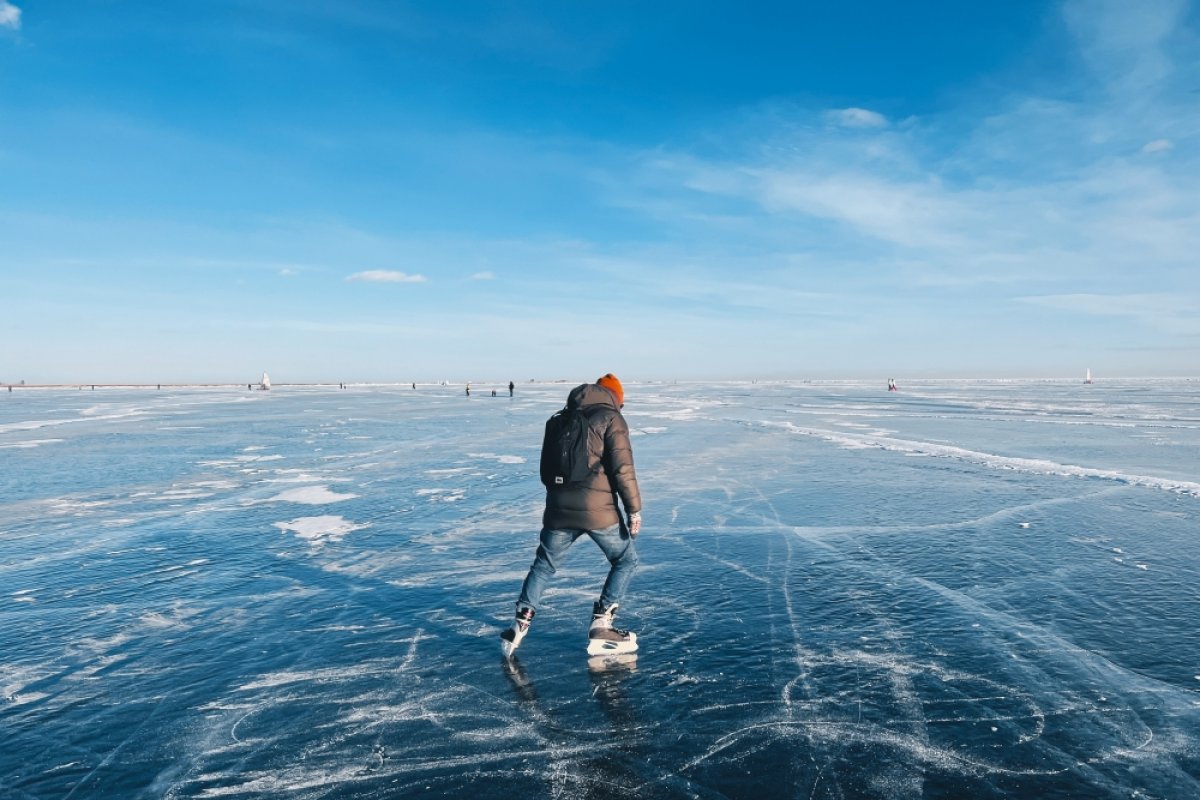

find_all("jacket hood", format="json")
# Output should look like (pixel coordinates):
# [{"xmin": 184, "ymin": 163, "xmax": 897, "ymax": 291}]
[{"xmin": 566, "ymin": 382, "xmax": 620, "ymax": 412}]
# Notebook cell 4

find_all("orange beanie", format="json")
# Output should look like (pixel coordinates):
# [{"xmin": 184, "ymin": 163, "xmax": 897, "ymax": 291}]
[{"xmin": 596, "ymin": 373, "xmax": 624, "ymax": 406}]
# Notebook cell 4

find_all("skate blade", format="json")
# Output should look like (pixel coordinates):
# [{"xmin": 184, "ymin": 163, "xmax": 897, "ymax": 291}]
[
  {"xmin": 500, "ymin": 636, "xmax": 519, "ymax": 659},
  {"xmin": 586, "ymin": 637, "xmax": 638, "ymax": 656}
]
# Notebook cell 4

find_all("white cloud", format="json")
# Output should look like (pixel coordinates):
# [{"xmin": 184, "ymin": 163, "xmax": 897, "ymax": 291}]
[
  {"xmin": 616, "ymin": 0, "xmax": 1200, "ymax": 306},
  {"xmin": 278, "ymin": 268, "xmax": 298, "ymax": 277},
  {"xmin": 0, "ymin": 1, "xmax": 20, "ymax": 29},
  {"xmin": 826, "ymin": 107, "xmax": 888, "ymax": 128},
  {"xmin": 1062, "ymin": 0, "xmax": 1184, "ymax": 95},
  {"xmin": 748, "ymin": 169, "xmax": 972, "ymax": 250},
  {"xmin": 469, "ymin": 271, "xmax": 496, "ymax": 280},
  {"xmin": 345, "ymin": 270, "xmax": 427, "ymax": 283}
]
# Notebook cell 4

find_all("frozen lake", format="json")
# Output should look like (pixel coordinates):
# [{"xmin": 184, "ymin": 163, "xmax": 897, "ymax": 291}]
[{"xmin": 3, "ymin": 379, "xmax": 1199, "ymax": 798}]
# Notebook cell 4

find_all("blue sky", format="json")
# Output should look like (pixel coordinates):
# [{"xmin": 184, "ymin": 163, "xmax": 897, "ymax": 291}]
[{"xmin": 2, "ymin": 1, "xmax": 1198, "ymax": 383}]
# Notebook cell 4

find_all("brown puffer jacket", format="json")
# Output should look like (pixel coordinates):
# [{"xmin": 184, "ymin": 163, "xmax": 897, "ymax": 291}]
[{"xmin": 542, "ymin": 382, "xmax": 642, "ymax": 531}]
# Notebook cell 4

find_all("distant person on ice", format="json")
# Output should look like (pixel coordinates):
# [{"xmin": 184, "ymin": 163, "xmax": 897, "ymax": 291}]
[
  {"xmin": 509, "ymin": 380, "xmax": 515, "ymax": 397},
  {"xmin": 500, "ymin": 373, "xmax": 643, "ymax": 658}
]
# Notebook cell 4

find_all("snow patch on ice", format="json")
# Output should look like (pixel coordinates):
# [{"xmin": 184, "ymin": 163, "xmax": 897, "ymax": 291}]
[
  {"xmin": 274, "ymin": 515, "xmax": 368, "ymax": 546},
  {"xmin": 416, "ymin": 488, "xmax": 466, "ymax": 502},
  {"xmin": 42, "ymin": 498, "xmax": 111, "ymax": 515},
  {"xmin": 777, "ymin": 421, "xmax": 1200, "ymax": 497},
  {"xmin": 141, "ymin": 610, "xmax": 191, "ymax": 630},
  {"xmin": 0, "ymin": 438, "xmax": 65, "ymax": 449},
  {"xmin": 631, "ymin": 426, "xmax": 668, "ymax": 436},
  {"xmin": 264, "ymin": 486, "xmax": 358, "ymax": 505},
  {"xmin": 237, "ymin": 663, "xmax": 391, "ymax": 691},
  {"xmin": 6, "ymin": 691, "xmax": 50, "ymax": 705},
  {"xmin": 160, "ymin": 488, "xmax": 215, "ymax": 500},
  {"xmin": 194, "ymin": 480, "xmax": 238, "ymax": 490},
  {"xmin": 467, "ymin": 452, "xmax": 526, "ymax": 464},
  {"xmin": 265, "ymin": 470, "xmax": 352, "ymax": 485}
]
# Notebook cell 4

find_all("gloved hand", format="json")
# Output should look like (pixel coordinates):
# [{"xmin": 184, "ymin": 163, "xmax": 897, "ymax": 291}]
[{"xmin": 627, "ymin": 511, "xmax": 642, "ymax": 538}]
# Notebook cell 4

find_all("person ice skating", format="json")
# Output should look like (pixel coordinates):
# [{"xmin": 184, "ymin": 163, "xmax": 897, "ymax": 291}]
[
  {"xmin": 500, "ymin": 373, "xmax": 643, "ymax": 658},
  {"xmin": 509, "ymin": 381, "xmax": 515, "ymax": 397}
]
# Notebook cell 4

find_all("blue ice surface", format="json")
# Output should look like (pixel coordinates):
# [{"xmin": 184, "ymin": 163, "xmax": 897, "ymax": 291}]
[{"xmin": 2, "ymin": 379, "xmax": 1199, "ymax": 799}]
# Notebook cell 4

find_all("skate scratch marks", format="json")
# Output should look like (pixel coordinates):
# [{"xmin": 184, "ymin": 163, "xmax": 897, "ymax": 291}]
[{"xmin": 399, "ymin": 629, "xmax": 424, "ymax": 671}]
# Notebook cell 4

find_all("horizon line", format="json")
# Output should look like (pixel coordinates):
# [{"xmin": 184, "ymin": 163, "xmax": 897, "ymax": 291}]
[{"xmin": 4, "ymin": 376, "xmax": 1197, "ymax": 391}]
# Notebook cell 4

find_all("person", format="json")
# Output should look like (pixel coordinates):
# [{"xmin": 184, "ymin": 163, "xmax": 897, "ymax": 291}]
[
  {"xmin": 509, "ymin": 380, "xmax": 515, "ymax": 397},
  {"xmin": 500, "ymin": 373, "xmax": 643, "ymax": 658}
]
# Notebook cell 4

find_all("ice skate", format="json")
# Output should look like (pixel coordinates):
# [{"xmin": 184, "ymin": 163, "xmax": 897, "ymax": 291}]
[
  {"xmin": 500, "ymin": 606, "xmax": 535, "ymax": 658},
  {"xmin": 587, "ymin": 601, "xmax": 638, "ymax": 656}
]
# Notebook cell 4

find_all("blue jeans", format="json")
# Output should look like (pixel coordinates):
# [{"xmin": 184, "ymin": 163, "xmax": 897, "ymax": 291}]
[{"xmin": 517, "ymin": 524, "xmax": 639, "ymax": 612}]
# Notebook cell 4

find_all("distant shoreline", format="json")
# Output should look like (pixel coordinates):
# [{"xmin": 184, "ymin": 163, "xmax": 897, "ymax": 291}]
[
  {"xmin": 0, "ymin": 381, "xmax": 571, "ymax": 390},
  {"xmin": 1, "ymin": 382, "xmax": 406, "ymax": 391},
  {"xmin": 3, "ymin": 376, "xmax": 1195, "ymax": 391}
]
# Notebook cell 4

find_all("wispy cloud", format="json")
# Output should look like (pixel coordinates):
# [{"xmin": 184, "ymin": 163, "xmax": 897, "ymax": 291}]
[
  {"xmin": 1018, "ymin": 292, "xmax": 1200, "ymax": 335},
  {"xmin": 825, "ymin": 107, "xmax": 888, "ymax": 128},
  {"xmin": 1062, "ymin": 0, "xmax": 1186, "ymax": 96},
  {"xmin": 616, "ymin": 0, "xmax": 1200, "ymax": 302},
  {"xmin": 469, "ymin": 271, "xmax": 496, "ymax": 280},
  {"xmin": 0, "ymin": 1, "xmax": 20, "ymax": 29},
  {"xmin": 345, "ymin": 270, "xmax": 427, "ymax": 283}
]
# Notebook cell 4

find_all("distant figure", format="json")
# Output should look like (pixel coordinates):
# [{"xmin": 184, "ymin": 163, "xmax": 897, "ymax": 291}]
[
  {"xmin": 887, "ymin": 377, "xmax": 898, "ymax": 392},
  {"xmin": 466, "ymin": 383, "xmax": 471, "ymax": 397},
  {"xmin": 491, "ymin": 389, "xmax": 497, "ymax": 397},
  {"xmin": 509, "ymin": 381, "xmax": 515, "ymax": 397},
  {"xmin": 499, "ymin": 373, "xmax": 642, "ymax": 659},
  {"xmin": 412, "ymin": 382, "xmax": 416, "ymax": 390}
]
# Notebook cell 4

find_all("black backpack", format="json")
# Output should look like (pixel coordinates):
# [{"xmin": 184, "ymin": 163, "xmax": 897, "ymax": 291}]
[{"xmin": 540, "ymin": 406, "xmax": 595, "ymax": 488}]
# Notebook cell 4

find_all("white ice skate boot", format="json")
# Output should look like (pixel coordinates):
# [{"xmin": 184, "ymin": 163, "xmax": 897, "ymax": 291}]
[
  {"xmin": 587, "ymin": 601, "xmax": 638, "ymax": 656},
  {"xmin": 500, "ymin": 607, "xmax": 535, "ymax": 658}
]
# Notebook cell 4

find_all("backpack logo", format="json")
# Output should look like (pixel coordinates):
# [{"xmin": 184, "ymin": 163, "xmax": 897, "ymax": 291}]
[{"xmin": 540, "ymin": 407, "xmax": 594, "ymax": 488}]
